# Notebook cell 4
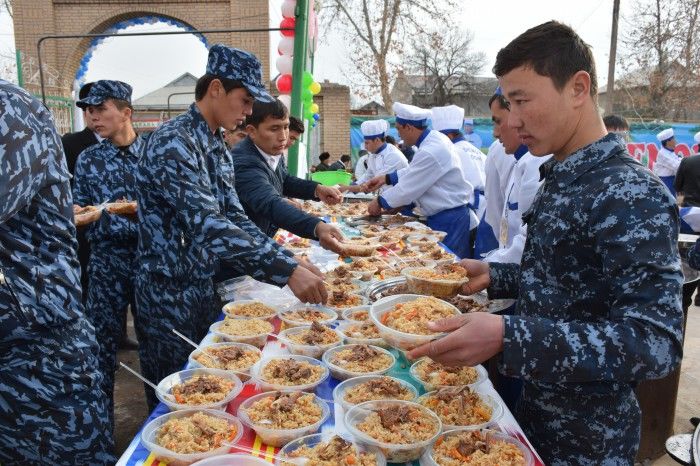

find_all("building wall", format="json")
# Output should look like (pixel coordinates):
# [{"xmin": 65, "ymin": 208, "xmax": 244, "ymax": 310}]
[
  {"xmin": 12, "ymin": 0, "xmax": 269, "ymax": 98},
  {"xmin": 315, "ymin": 81, "xmax": 350, "ymax": 164}
]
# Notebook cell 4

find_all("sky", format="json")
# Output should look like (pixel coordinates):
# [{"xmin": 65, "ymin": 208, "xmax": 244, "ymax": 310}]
[{"xmin": 0, "ymin": 0, "xmax": 636, "ymax": 101}]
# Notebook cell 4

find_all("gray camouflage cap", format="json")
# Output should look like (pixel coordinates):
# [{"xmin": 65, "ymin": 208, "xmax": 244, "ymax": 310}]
[
  {"xmin": 76, "ymin": 79, "xmax": 132, "ymax": 109},
  {"xmin": 206, "ymin": 44, "xmax": 273, "ymax": 102}
]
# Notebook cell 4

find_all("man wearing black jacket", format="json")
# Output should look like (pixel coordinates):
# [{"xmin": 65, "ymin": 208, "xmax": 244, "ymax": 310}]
[{"xmin": 231, "ymin": 98, "xmax": 345, "ymax": 253}]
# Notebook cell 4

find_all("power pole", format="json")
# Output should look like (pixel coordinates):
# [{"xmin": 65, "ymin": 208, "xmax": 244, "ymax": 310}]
[{"xmin": 606, "ymin": 0, "xmax": 621, "ymax": 115}]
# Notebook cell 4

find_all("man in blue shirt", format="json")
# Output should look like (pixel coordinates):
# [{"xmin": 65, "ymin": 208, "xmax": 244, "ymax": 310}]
[
  {"xmin": 0, "ymin": 79, "xmax": 114, "ymax": 464},
  {"xmin": 410, "ymin": 21, "xmax": 684, "ymax": 465},
  {"xmin": 231, "ymin": 98, "xmax": 344, "ymax": 250},
  {"xmin": 72, "ymin": 79, "xmax": 144, "ymax": 437},
  {"xmin": 135, "ymin": 45, "xmax": 327, "ymax": 409}
]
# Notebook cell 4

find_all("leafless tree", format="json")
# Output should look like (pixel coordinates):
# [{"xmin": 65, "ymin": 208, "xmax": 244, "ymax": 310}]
[
  {"xmin": 320, "ymin": 0, "xmax": 457, "ymax": 109},
  {"xmin": 619, "ymin": 0, "xmax": 700, "ymax": 120},
  {"xmin": 404, "ymin": 26, "xmax": 486, "ymax": 107},
  {"xmin": 2, "ymin": 0, "xmax": 11, "ymax": 18}
]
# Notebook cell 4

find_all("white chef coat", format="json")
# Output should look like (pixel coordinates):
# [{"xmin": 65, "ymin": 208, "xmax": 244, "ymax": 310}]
[
  {"xmin": 454, "ymin": 138, "xmax": 487, "ymax": 219},
  {"xmin": 482, "ymin": 141, "xmax": 516, "ymax": 248},
  {"xmin": 485, "ymin": 150, "xmax": 551, "ymax": 264},
  {"xmin": 356, "ymin": 143, "xmax": 408, "ymax": 185},
  {"xmin": 381, "ymin": 130, "xmax": 472, "ymax": 217},
  {"xmin": 653, "ymin": 147, "xmax": 682, "ymax": 177}
]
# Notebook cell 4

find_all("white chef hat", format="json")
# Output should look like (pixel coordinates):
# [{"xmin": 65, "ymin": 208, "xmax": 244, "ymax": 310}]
[
  {"xmin": 431, "ymin": 105, "xmax": 464, "ymax": 133},
  {"xmin": 656, "ymin": 128, "xmax": 674, "ymax": 142},
  {"xmin": 360, "ymin": 119, "xmax": 389, "ymax": 140},
  {"xmin": 694, "ymin": 131, "xmax": 700, "ymax": 144},
  {"xmin": 464, "ymin": 118, "xmax": 475, "ymax": 126},
  {"xmin": 393, "ymin": 102, "xmax": 430, "ymax": 127}
]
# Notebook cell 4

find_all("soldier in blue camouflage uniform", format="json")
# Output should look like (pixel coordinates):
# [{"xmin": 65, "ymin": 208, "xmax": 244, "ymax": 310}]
[
  {"xmin": 72, "ymin": 79, "xmax": 144, "ymax": 436},
  {"xmin": 410, "ymin": 22, "xmax": 684, "ymax": 464},
  {"xmin": 136, "ymin": 44, "xmax": 327, "ymax": 409},
  {"xmin": 0, "ymin": 79, "xmax": 114, "ymax": 464}
]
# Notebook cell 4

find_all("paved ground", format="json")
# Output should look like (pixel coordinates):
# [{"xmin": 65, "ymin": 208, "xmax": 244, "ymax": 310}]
[{"xmin": 113, "ymin": 302, "xmax": 700, "ymax": 463}]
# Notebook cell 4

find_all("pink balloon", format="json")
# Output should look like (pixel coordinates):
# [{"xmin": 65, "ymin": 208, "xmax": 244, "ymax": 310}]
[
  {"xmin": 278, "ymin": 36, "xmax": 295, "ymax": 56},
  {"xmin": 281, "ymin": 0, "xmax": 296, "ymax": 18},
  {"xmin": 275, "ymin": 55, "xmax": 293, "ymax": 75}
]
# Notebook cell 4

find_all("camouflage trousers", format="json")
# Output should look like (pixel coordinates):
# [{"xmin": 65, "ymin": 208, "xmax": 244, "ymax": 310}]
[
  {"xmin": 134, "ymin": 274, "xmax": 217, "ymax": 410},
  {"xmin": 84, "ymin": 243, "xmax": 137, "ymax": 436},
  {"xmin": 516, "ymin": 382, "xmax": 640, "ymax": 465},
  {"xmin": 0, "ymin": 317, "xmax": 114, "ymax": 465}
]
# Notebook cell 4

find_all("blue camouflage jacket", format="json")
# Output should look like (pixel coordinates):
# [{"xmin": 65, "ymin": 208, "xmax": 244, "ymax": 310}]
[
  {"xmin": 0, "ymin": 80, "xmax": 85, "ymax": 343},
  {"xmin": 231, "ymin": 136, "xmax": 321, "ymax": 239},
  {"xmin": 73, "ymin": 136, "xmax": 144, "ymax": 246},
  {"xmin": 136, "ymin": 103, "xmax": 297, "ymax": 283},
  {"xmin": 489, "ymin": 133, "xmax": 684, "ymax": 390}
]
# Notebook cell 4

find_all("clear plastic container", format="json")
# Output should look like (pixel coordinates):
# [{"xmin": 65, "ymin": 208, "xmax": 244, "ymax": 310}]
[
  {"xmin": 277, "ymin": 304, "xmax": 338, "ymax": 329},
  {"xmin": 420, "ymin": 427, "xmax": 534, "ymax": 466},
  {"xmin": 140, "ymin": 408, "xmax": 244, "ymax": 466},
  {"xmin": 406, "ymin": 231, "xmax": 447, "ymax": 245},
  {"xmin": 321, "ymin": 344, "xmax": 396, "ymax": 381},
  {"xmin": 187, "ymin": 342, "xmax": 262, "ymax": 382},
  {"xmin": 349, "ymin": 267, "xmax": 379, "ymax": 282},
  {"xmin": 209, "ymin": 319, "xmax": 273, "ymax": 348},
  {"xmin": 156, "ymin": 368, "xmax": 243, "ymax": 411},
  {"xmin": 402, "ymin": 267, "xmax": 469, "ymax": 298},
  {"xmin": 249, "ymin": 354, "xmax": 329, "ymax": 392},
  {"xmin": 335, "ymin": 321, "xmax": 387, "ymax": 348},
  {"xmin": 237, "ymin": 391, "xmax": 330, "ymax": 447},
  {"xmin": 327, "ymin": 292, "xmax": 369, "ymax": 311},
  {"xmin": 409, "ymin": 357, "xmax": 489, "ymax": 392},
  {"xmin": 192, "ymin": 453, "xmax": 274, "ymax": 466},
  {"xmin": 277, "ymin": 325, "xmax": 343, "ymax": 359},
  {"xmin": 341, "ymin": 305, "xmax": 371, "ymax": 322},
  {"xmin": 222, "ymin": 299, "xmax": 278, "ymax": 321},
  {"xmin": 344, "ymin": 400, "xmax": 442, "ymax": 463},
  {"xmin": 416, "ymin": 390, "xmax": 505, "ymax": 431},
  {"xmin": 276, "ymin": 432, "xmax": 387, "ymax": 466},
  {"xmin": 332, "ymin": 375, "xmax": 419, "ymax": 414},
  {"xmin": 339, "ymin": 242, "xmax": 380, "ymax": 257},
  {"xmin": 369, "ymin": 294, "xmax": 460, "ymax": 351}
]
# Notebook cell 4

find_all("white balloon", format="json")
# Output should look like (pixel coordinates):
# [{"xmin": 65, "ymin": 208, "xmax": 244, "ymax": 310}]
[
  {"xmin": 275, "ymin": 55, "xmax": 293, "ymax": 75},
  {"xmin": 278, "ymin": 94, "xmax": 292, "ymax": 109},
  {"xmin": 281, "ymin": 0, "xmax": 296, "ymax": 18},
  {"xmin": 278, "ymin": 36, "xmax": 295, "ymax": 56}
]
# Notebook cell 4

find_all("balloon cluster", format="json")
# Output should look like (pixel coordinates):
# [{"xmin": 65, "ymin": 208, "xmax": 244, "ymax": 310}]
[{"xmin": 274, "ymin": 0, "xmax": 321, "ymax": 127}]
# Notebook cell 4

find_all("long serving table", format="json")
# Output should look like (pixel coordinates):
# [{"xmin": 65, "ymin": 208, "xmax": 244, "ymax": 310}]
[
  {"xmin": 117, "ymin": 212, "xmax": 543, "ymax": 465},
  {"xmin": 117, "ymin": 312, "xmax": 543, "ymax": 466}
]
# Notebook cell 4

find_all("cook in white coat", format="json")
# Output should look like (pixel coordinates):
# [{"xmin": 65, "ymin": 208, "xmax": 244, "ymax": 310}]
[
  {"xmin": 483, "ymin": 89, "xmax": 551, "ymax": 264},
  {"xmin": 431, "ymin": 105, "xmax": 486, "ymax": 225},
  {"xmin": 653, "ymin": 128, "xmax": 682, "ymax": 196},
  {"xmin": 365, "ymin": 102, "xmax": 474, "ymax": 258},
  {"xmin": 344, "ymin": 119, "xmax": 408, "ymax": 194}
]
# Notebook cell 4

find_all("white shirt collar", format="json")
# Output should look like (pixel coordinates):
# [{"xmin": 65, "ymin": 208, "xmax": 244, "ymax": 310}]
[{"xmin": 255, "ymin": 144, "xmax": 282, "ymax": 171}]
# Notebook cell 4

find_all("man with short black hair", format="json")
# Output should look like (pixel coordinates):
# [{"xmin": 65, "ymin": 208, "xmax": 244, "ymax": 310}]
[
  {"xmin": 231, "ymin": 98, "xmax": 344, "ymax": 252},
  {"xmin": 223, "ymin": 123, "xmax": 247, "ymax": 148},
  {"xmin": 73, "ymin": 79, "xmax": 145, "ymax": 436},
  {"xmin": 315, "ymin": 151, "xmax": 333, "ymax": 171},
  {"xmin": 330, "ymin": 154, "xmax": 351, "ymax": 170},
  {"xmin": 135, "ymin": 44, "xmax": 327, "ymax": 409},
  {"xmin": 286, "ymin": 115, "xmax": 305, "ymax": 149},
  {"xmin": 603, "ymin": 114, "xmax": 629, "ymax": 134},
  {"xmin": 409, "ymin": 21, "xmax": 683, "ymax": 464}
]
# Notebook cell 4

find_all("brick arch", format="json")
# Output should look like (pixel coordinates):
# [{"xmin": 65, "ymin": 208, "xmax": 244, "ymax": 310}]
[{"xmin": 59, "ymin": 9, "xmax": 216, "ymax": 92}]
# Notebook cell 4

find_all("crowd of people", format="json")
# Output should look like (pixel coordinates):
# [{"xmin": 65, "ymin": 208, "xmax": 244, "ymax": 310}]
[{"xmin": 1, "ymin": 19, "xmax": 700, "ymax": 466}]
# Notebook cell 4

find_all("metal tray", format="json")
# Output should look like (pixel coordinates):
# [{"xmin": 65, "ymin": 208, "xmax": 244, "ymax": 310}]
[{"xmin": 364, "ymin": 277, "xmax": 515, "ymax": 314}]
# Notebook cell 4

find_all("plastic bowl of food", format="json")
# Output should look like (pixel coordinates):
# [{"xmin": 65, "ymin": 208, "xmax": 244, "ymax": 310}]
[
  {"xmin": 339, "ymin": 239, "xmax": 380, "ymax": 257},
  {"xmin": 222, "ymin": 299, "xmax": 278, "ymax": 321},
  {"xmin": 409, "ymin": 357, "xmax": 488, "ymax": 392},
  {"xmin": 336, "ymin": 320, "xmax": 387, "ymax": 348},
  {"xmin": 406, "ymin": 232, "xmax": 447, "ymax": 245},
  {"xmin": 276, "ymin": 433, "xmax": 387, "ymax": 466},
  {"xmin": 192, "ymin": 453, "xmax": 275, "ymax": 466},
  {"xmin": 346, "ymin": 259, "xmax": 380, "ymax": 281},
  {"xmin": 188, "ymin": 342, "xmax": 262, "ymax": 382},
  {"xmin": 344, "ymin": 400, "xmax": 442, "ymax": 463},
  {"xmin": 277, "ymin": 305, "xmax": 338, "ymax": 329},
  {"xmin": 321, "ymin": 344, "xmax": 396, "ymax": 381},
  {"xmin": 417, "ymin": 388, "xmax": 504, "ymax": 431},
  {"xmin": 156, "ymin": 368, "xmax": 243, "ymax": 411},
  {"xmin": 249, "ymin": 354, "xmax": 329, "ymax": 392},
  {"xmin": 369, "ymin": 294, "xmax": 461, "ymax": 351},
  {"xmin": 422, "ymin": 427, "xmax": 534, "ymax": 466},
  {"xmin": 237, "ymin": 391, "xmax": 330, "ymax": 447},
  {"xmin": 141, "ymin": 408, "xmax": 244, "ymax": 466},
  {"xmin": 209, "ymin": 318, "xmax": 273, "ymax": 348},
  {"xmin": 327, "ymin": 291, "xmax": 369, "ymax": 311},
  {"xmin": 333, "ymin": 375, "xmax": 418, "ymax": 414},
  {"xmin": 402, "ymin": 265, "xmax": 469, "ymax": 298},
  {"xmin": 278, "ymin": 324, "xmax": 343, "ymax": 359},
  {"xmin": 341, "ymin": 305, "xmax": 371, "ymax": 322}
]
